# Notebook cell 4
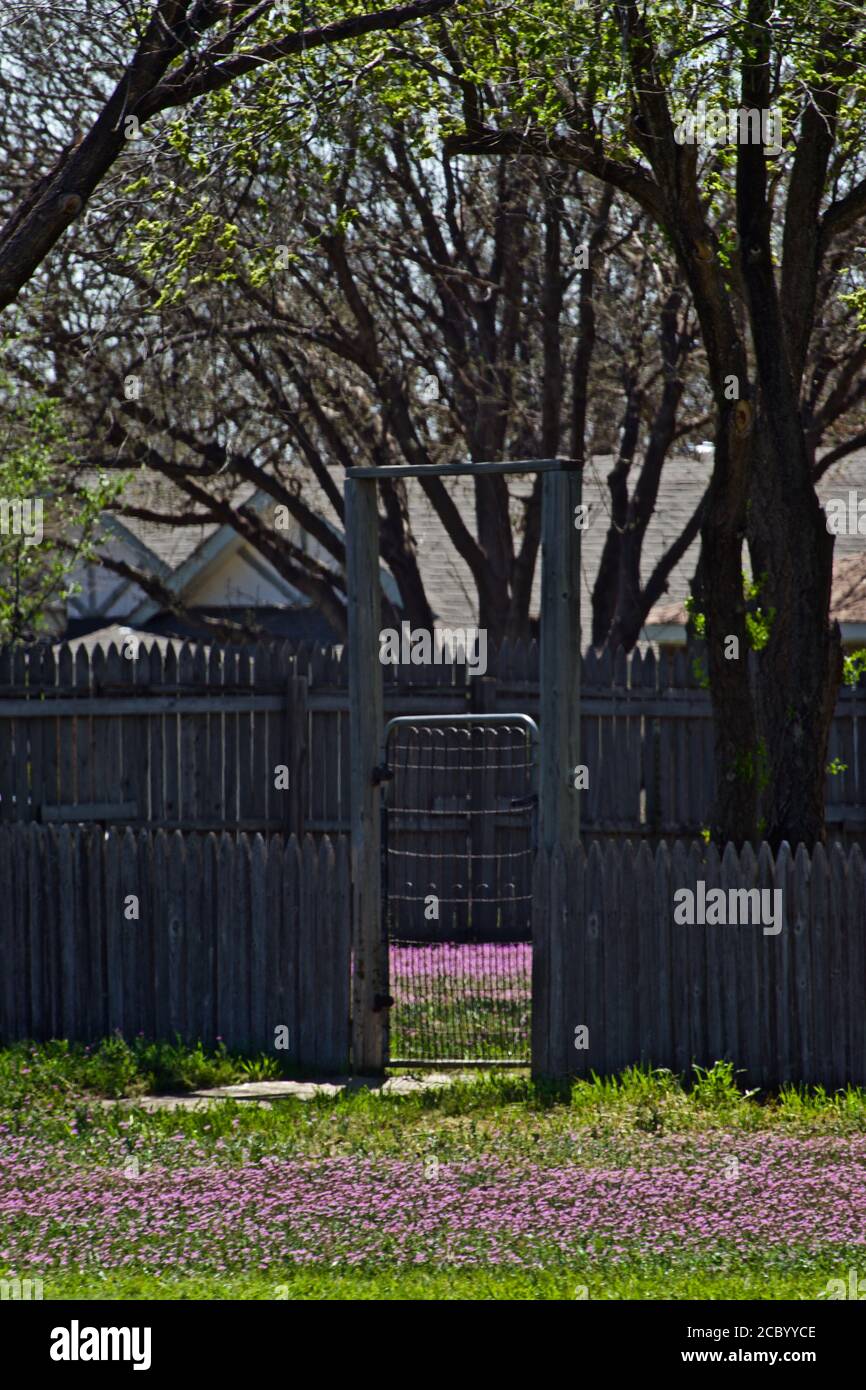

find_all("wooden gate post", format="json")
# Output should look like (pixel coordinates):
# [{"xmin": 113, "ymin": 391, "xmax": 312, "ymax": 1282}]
[
  {"xmin": 345, "ymin": 477, "xmax": 387, "ymax": 1074},
  {"xmin": 539, "ymin": 464, "xmax": 582, "ymax": 851},
  {"xmin": 534, "ymin": 463, "xmax": 582, "ymax": 1080}
]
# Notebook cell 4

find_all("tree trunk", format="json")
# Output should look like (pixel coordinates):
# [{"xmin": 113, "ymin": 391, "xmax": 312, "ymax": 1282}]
[
  {"xmin": 734, "ymin": 16, "xmax": 843, "ymax": 849},
  {"xmin": 747, "ymin": 411, "xmax": 842, "ymax": 848},
  {"xmin": 692, "ymin": 405, "xmax": 759, "ymax": 846}
]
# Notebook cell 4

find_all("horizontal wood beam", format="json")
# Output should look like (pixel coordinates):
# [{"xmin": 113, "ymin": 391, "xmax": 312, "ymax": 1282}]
[
  {"xmin": 40, "ymin": 802, "xmax": 139, "ymax": 822},
  {"xmin": 346, "ymin": 458, "xmax": 581, "ymax": 479},
  {"xmin": 0, "ymin": 692, "xmax": 854, "ymax": 721},
  {"xmin": 0, "ymin": 695, "xmax": 286, "ymax": 717}
]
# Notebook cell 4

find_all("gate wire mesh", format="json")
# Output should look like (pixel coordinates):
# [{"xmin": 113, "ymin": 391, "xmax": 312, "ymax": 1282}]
[{"xmin": 382, "ymin": 717, "xmax": 537, "ymax": 1064}]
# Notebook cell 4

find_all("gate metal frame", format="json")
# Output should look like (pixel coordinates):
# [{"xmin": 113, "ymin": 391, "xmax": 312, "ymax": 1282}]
[
  {"xmin": 345, "ymin": 458, "xmax": 582, "ymax": 1075},
  {"xmin": 379, "ymin": 712, "xmax": 539, "ymax": 1067}
]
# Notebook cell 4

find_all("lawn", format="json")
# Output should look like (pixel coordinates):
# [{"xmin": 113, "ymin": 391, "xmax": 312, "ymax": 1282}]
[
  {"xmin": 389, "ymin": 941, "xmax": 531, "ymax": 1062},
  {"xmin": 1, "ymin": 1039, "xmax": 865, "ymax": 1301}
]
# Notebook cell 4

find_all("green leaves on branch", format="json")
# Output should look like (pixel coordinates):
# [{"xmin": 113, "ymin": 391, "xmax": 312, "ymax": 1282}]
[
  {"xmin": 0, "ymin": 372, "xmax": 126, "ymax": 642},
  {"xmin": 843, "ymin": 648, "xmax": 866, "ymax": 687}
]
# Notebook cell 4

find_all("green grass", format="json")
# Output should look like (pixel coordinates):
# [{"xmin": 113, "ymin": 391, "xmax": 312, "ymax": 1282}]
[
  {"xmin": 4, "ymin": 1044, "xmax": 866, "ymax": 1301},
  {"xmin": 4, "ymin": 1045, "xmax": 866, "ymax": 1166},
  {"xmin": 36, "ymin": 1261, "xmax": 849, "ymax": 1301},
  {"xmin": 390, "ymin": 996, "xmax": 529, "ymax": 1062},
  {"xmin": 0, "ymin": 1034, "xmax": 289, "ymax": 1102}
]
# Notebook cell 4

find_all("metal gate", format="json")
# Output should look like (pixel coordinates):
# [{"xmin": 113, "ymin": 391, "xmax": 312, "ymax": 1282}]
[{"xmin": 380, "ymin": 714, "xmax": 538, "ymax": 1065}]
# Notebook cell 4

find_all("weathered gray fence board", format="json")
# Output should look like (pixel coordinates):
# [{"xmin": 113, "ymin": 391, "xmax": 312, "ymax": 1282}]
[
  {"xmin": 829, "ymin": 842, "xmax": 847, "ymax": 1089},
  {"xmin": 332, "ymin": 837, "xmax": 352, "ymax": 1073},
  {"xmin": 105, "ymin": 826, "xmax": 123, "ymax": 1035},
  {"xmin": 774, "ymin": 842, "xmax": 794, "ymax": 1081},
  {"xmin": 736, "ymin": 843, "xmax": 761, "ymax": 1085},
  {"xmin": 702, "ymin": 843, "xmax": 722, "ymax": 1063},
  {"xmin": 635, "ymin": 840, "xmax": 655, "ymax": 1066},
  {"xmin": 532, "ymin": 838, "xmax": 866, "ymax": 1088},
  {"xmin": 86, "ymin": 825, "xmax": 105, "ymax": 1039},
  {"xmin": 811, "ymin": 843, "xmax": 831, "ymax": 1084},
  {"xmin": 138, "ymin": 829, "xmax": 156, "ymax": 1038},
  {"xmin": 200, "ymin": 833, "xmax": 218, "ymax": 1044},
  {"xmin": 565, "ymin": 842, "xmax": 586, "ymax": 1075},
  {"xmin": 0, "ymin": 824, "xmax": 351, "ymax": 1069},
  {"xmin": 3, "ymin": 638, "xmax": 865, "ymax": 842},
  {"xmin": 283, "ymin": 836, "xmax": 301, "ymax": 1064},
  {"xmin": 229, "ymin": 833, "xmax": 248, "ymax": 1046},
  {"xmin": 0, "ymin": 830, "xmax": 14, "ymax": 1031},
  {"xmin": 299, "ymin": 836, "xmax": 318, "ymax": 1066},
  {"xmin": 315, "ymin": 838, "xmax": 336, "ymax": 1071},
  {"xmin": 530, "ymin": 847, "xmax": 551, "ymax": 1075},
  {"xmin": 178, "ymin": 646, "xmax": 195, "ymax": 824},
  {"xmin": 167, "ymin": 831, "xmax": 186, "ymax": 1039},
  {"xmin": 264, "ymin": 835, "xmax": 283, "ymax": 1049},
  {"xmin": 583, "ymin": 842, "xmax": 605, "ymax": 1077},
  {"xmin": 205, "ymin": 648, "xmax": 223, "ymax": 826},
  {"xmin": 848, "ymin": 846, "xmax": 866, "ymax": 1084},
  {"xmin": 152, "ymin": 832, "xmax": 170, "ymax": 1041}
]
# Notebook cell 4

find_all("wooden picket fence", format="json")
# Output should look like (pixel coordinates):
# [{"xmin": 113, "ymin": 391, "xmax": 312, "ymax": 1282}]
[
  {"xmin": 532, "ymin": 838, "xmax": 866, "ymax": 1089},
  {"xmin": 2, "ymin": 820, "xmax": 865, "ymax": 1089},
  {"xmin": 0, "ymin": 823, "xmax": 351, "ymax": 1070},
  {"xmin": 2, "ymin": 637, "xmax": 866, "ymax": 840}
]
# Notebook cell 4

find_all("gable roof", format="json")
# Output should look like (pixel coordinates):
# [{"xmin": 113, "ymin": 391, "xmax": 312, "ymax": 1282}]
[{"xmin": 95, "ymin": 448, "xmax": 866, "ymax": 641}]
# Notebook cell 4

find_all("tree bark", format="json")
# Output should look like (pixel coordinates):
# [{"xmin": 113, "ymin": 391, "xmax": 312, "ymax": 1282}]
[
  {"xmin": 736, "ymin": 0, "xmax": 842, "ymax": 848},
  {"xmin": 746, "ymin": 412, "xmax": 842, "ymax": 848}
]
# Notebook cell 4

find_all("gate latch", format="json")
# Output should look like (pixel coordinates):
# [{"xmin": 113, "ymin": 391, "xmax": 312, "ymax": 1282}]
[
  {"xmin": 372, "ymin": 764, "xmax": 394, "ymax": 786},
  {"xmin": 373, "ymin": 993, "xmax": 395, "ymax": 1012}
]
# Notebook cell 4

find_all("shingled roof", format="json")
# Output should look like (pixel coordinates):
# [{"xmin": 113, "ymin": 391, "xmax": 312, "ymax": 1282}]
[
  {"xmin": 646, "ymin": 452, "xmax": 866, "ymax": 637},
  {"xmin": 100, "ymin": 449, "xmax": 866, "ymax": 640}
]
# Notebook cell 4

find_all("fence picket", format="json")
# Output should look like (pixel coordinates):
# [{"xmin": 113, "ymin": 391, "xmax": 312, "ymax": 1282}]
[
  {"xmin": 299, "ymin": 836, "xmax": 318, "ymax": 1067},
  {"xmin": 757, "ymin": 841, "xmax": 777, "ymax": 1089},
  {"xmin": 283, "ymin": 835, "xmax": 301, "ymax": 1065},
  {"xmin": 702, "ymin": 842, "xmax": 723, "ymax": 1063},
  {"xmin": 250, "ymin": 834, "xmax": 267, "ymax": 1050},
  {"xmin": 530, "ymin": 847, "xmax": 551, "ymax": 1077},
  {"xmin": 829, "ymin": 841, "xmax": 848, "ymax": 1090},
  {"xmin": 847, "ymin": 845, "xmax": 866, "ymax": 1083},
  {"xmin": 215, "ymin": 833, "xmax": 234, "ymax": 1041},
  {"xmin": 233, "ymin": 833, "xmax": 252, "ymax": 1049},
  {"xmin": 200, "ymin": 833, "xmax": 218, "ymax": 1043},
  {"xmin": 183, "ymin": 832, "xmax": 204, "ymax": 1043},
  {"xmin": 635, "ymin": 840, "xmax": 655, "ymax": 1066},
  {"xmin": 315, "ymin": 838, "xmax": 337, "ymax": 1071},
  {"xmin": 810, "ymin": 843, "xmax": 831, "ymax": 1084},
  {"xmin": 735, "ymin": 842, "xmax": 761, "ymax": 1082}
]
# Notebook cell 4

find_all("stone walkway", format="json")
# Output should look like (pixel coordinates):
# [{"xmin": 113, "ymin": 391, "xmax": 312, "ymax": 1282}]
[{"xmin": 97, "ymin": 1073, "xmax": 469, "ymax": 1110}]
